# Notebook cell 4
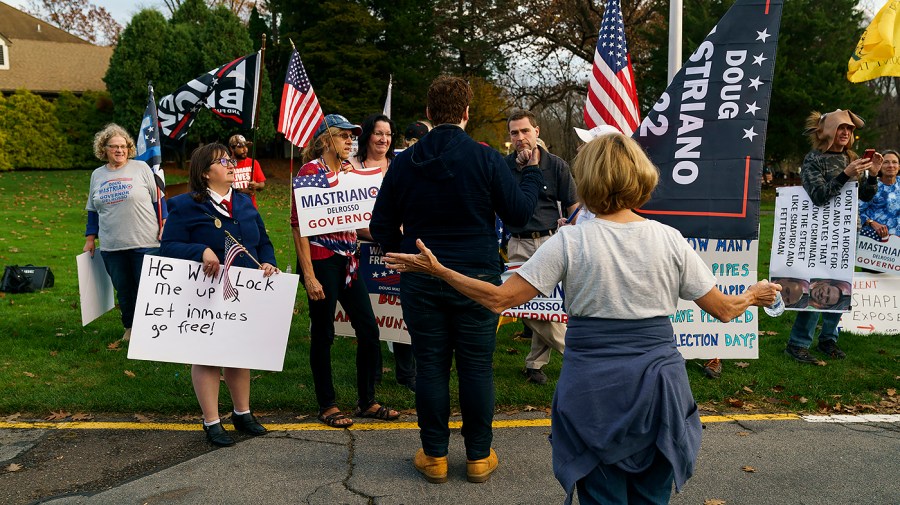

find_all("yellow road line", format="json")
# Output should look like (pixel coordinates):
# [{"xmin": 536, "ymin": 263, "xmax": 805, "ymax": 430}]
[{"xmin": 0, "ymin": 413, "xmax": 801, "ymax": 432}]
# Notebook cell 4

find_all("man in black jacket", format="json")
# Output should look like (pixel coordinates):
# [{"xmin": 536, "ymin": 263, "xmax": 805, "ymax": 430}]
[{"xmin": 370, "ymin": 76, "xmax": 543, "ymax": 485}]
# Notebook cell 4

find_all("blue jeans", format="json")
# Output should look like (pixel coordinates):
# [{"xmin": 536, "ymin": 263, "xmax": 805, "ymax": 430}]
[
  {"xmin": 101, "ymin": 248, "xmax": 157, "ymax": 329},
  {"xmin": 788, "ymin": 311, "xmax": 841, "ymax": 349},
  {"xmin": 400, "ymin": 271, "xmax": 499, "ymax": 460},
  {"xmin": 576, "ymin": 450, "xmax": 675, "ymax": 505}
]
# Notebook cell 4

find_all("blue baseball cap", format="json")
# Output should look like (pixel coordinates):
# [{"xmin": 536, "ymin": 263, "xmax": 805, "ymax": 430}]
[{"xmin": 315, "ymin": 114, "xmax": 362, "ymax": 138}]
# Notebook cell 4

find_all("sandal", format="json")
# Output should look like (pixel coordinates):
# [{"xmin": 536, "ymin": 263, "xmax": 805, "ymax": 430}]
[
  {"xmin": 317, "ymin": 409, "xmax": 354, "ymax": 428},
  {"xmin": 355, "ymin": 403, "xmax": 400, "ymax": 421}
]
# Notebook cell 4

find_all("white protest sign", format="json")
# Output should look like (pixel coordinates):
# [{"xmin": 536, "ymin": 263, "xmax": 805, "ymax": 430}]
[
  {"xmin": 840, "ymin": 273, "xmax": 900, "ymax": 335},
  {"xmin": 128, "ymin": 255, "xmax": 299, "ymax": 371},
  {"xmin": 293, "ymin": 168, "xmax": 383, "ymax": 236},
  {"xmin": 334, "ymin": 242, "xmax": 409, "ymax": 343},
  {"xmin": 76, "ymin": 252, "xmax": 115, "ymax": 326},
  {"xmin": 674, "ymin": 238, "xmax": 759, "ymax": 359},
  {"xmin": 500, "ymin": 263, "xmax": 567, "ymax": 323},
  {"xmin": 769, "ymin": 184, "xmax": 857, "ymax": 312},
  {"xmin": 856, "ymin": 234, "xmax": 900, "ymax": 273}
]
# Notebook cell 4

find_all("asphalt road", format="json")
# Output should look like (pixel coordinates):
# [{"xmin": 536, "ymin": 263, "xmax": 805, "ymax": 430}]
[{"xmin": 1, "ymin": 413, "xmax": 898, "ymax": 505}]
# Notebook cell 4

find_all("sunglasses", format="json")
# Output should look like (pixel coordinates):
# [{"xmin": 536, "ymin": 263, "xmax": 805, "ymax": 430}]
[
  {"xmin": 333, "ymin": 132, "xmax": 356, "ymax": 141},
  {"xmin": 231, "ymin": 143, "xmax": 247, "ymax": 148}
]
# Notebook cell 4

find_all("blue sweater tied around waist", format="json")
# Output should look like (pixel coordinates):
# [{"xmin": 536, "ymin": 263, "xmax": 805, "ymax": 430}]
[{"xmin": 552, "ymin": 316, "xmax": 701, "ymax": 504}]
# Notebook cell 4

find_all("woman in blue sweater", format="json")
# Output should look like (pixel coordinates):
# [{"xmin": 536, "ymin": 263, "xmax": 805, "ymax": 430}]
[{"xmin": 161, "ymin": 142, "xmax": 277, "ymax": 447}]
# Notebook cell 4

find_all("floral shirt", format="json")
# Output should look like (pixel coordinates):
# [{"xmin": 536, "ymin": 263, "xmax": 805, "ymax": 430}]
[{"xmin": 859, "ymin": 181, "xmax": 900, "ymax": 235}]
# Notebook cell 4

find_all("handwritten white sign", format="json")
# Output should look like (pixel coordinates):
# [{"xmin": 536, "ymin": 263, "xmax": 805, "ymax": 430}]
[
  {"xmin": 840, "ymin": 273, "xmax": 900, "ymax": 335},
  {"xmin": 293, "ymin": 169, "xmax": 383, "ymax": 235},
  {"xmin": 76, "ymin": 252, "xmax": 115, "ymax": 326},
  {"xmin": 128, "ymin": 255, "xmax": 299, "ymax": 371}
]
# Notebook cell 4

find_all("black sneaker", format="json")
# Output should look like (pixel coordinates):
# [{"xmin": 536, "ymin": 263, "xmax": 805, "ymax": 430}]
[
  {"xmin": 524, "ymin": 368, "xmax": 549, "ymax": 385},
  {"xmin": 817, "ymin": 340, "xmax": 846, "ymax": 359},
  {"xmin": 784, "ymin": 345, "xmax": 821, "ymax": 365}
]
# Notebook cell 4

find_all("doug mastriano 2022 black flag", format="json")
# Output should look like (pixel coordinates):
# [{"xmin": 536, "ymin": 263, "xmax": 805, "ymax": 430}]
[{"xmin": 634, "ymin": 0, "xmax": 783, "ymax": 239}]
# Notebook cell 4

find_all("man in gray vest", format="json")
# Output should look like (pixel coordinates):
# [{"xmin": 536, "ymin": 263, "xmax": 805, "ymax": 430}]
[{"xmin": 505, "ymin": 110, "xmax": 578, "ymax": 385}]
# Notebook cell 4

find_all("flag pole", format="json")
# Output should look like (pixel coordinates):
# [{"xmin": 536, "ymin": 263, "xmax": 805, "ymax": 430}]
[
  {"xmin": 288, "ymin": 38, "xmax": 298, "ymax": 222},
  {"xmin": 249, "ymin": 33, "xmax": 266, "ymax": 178},
  {"xmin": 149, "ymin": 81, "xmax": 164, "ymax": 232},
  {"xmin": 224, "ymin": 230, "xmax": 262, "ymax": 267}
]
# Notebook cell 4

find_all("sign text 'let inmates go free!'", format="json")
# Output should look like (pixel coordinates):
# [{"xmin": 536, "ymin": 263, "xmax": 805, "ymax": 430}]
[
  {"xmin": 128, "ymin": 256, "xmax": 299, "ymax": 371},
  {"xmin": 293, "ymin": 168, "xmax": 383, "ymax": 235}
]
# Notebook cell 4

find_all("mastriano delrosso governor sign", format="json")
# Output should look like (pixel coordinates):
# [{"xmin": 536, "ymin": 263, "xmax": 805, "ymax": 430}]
[{"xmin": 293, "ymin": 167, "xmax": 383, "ymax": 235}]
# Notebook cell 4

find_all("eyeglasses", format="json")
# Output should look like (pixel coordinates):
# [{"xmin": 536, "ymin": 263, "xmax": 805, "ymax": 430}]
[
  {"xmin": 231, "ymin": 143, "xmax": 247, "ymax": 148},
  {"xmin": 106, "ymin": 144, "xmax": 128, "ymax": 151},
  {"xmin": 218, "ymin": 158, "xmax": 237, "ymax": 167},
  {"xmin": 373, "ymin": 132, "xmax": 393, "ymax": 138},
  {"xmin": 333, "ymin": 132, "xmax": 356, "ymax": 141}
]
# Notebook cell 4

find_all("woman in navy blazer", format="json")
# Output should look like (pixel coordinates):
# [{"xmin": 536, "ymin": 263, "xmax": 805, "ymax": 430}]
[{"xmin": 161, "ymin": 142, "xmax": 277, "ymax": 447}]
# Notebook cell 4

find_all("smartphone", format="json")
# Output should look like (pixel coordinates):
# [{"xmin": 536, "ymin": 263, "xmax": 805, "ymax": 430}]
[{"xmin": 863, "ymin": 148, "xmax": 876, "ymax": 160}]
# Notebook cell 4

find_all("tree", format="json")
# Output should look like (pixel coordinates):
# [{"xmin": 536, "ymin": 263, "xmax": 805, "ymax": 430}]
[
  {"xmin": 24, "ymin": 0, "xmax": 121, "ymax": 45},
  {"xmin": 54, "ymin": 91, "xmax": 115, "ymax": 169},
  {"xmin": 0, "ymin": 95, "xmax": 11, "ymax": 171},
  {"xmin": 0, "ymin": 90, "xmax": 67, "ymax": 169}
]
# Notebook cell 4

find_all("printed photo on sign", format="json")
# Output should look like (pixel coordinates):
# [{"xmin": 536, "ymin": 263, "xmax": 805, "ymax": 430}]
[
  {"xmin": 769, "ymin": 184, "xmax": 857, "ymax": 313},
  {"xmin": 840, "ymin": 273, "xmax": 900, "ymax": 335},
  {"xmin": 293, "ymin": 168, "xmax": 383, "ymax": 235},
  {"xmin": 674, "ymin": 238, "xmax": 759, "ymax": 359},
  {"xmin": 128, "ymin": 255, "xmax": 299, "ymax": 371}
]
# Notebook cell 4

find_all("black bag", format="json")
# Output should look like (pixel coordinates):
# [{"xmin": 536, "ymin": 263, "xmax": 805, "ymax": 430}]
[
  {"xmin": 1, "ymin": 264, "xmax": 54, "ymax": 293},
  {"xmin": 1, "ymin": 265, "xmax": 33, "ymax": 293}
]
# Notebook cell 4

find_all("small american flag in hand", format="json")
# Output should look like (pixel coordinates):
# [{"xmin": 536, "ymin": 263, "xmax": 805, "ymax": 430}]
[{"xmin": 223, "ymin": 234, "xmax": 244, "ymax": 301}]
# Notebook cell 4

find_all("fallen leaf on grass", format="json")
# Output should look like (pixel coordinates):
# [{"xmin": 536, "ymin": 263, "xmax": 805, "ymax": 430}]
[
  {"xmin": 134, "ymin": 414, "xmax": 152, "ymax": 423},
  {"xmin": 887, "ymin": 388, "xmax": 896, "ymax": 397},
  {"xmin": 505, "ymin": 348, "xmax": 519, "ymax": 355},
  {"xmin": 727, "ymin": 398, "xmax": 744, "ymax": 408},
  {"xmin": 771, "ymin": 385, "xmax": 785, "ymax": 393},
  {"xmin": 123, "ymin": 370, "xmax": 136, "ymax": 378},
  {"xmin": 523, "ymin": 405, "xmax": 540, "ymax": 412},
  {"xmin": 742, "ymin": 386, "xmax": 754, "ymax": 393},
  {"xmin": 704, "ymin": 499, "xmax": 726, "ymax": 505},
  {"xmin": 760, "ymin": 331, "xmax": 779, "ymax": 336},
  {"xmin": 107, "ymin": 341, "xmax": 121, "ymax": 350},
  {"xmin": 741, "ymin": 465, "xmax": 756, "ymax": 473},
  {"xmin": 46, "ymin": 410, "xmax": 70, "ymax": 421},
  {"xmin": 23, "ymin": 372, "xmax": 35, "ymax": 378},
  {"xmin": 4, "ymin": 413, "xmax": 21, "ymax": 422},
  {"xmin": 5, "ymin": 463, "xmax": 22, "ymax": 472},
  {"xmin": 71, "ymin": 413, "xmax": 93, "ymax": 421},
  {"xmin": 734, "ymin": 362, "xmax": 750, "ymax": 368},
  {"xmin": 294, "ymin": 414, "xmax": 309, "ymax": 421},
  {"xmin": 49, "ymin": 351, "xmax": 57, "ymax": 357}
]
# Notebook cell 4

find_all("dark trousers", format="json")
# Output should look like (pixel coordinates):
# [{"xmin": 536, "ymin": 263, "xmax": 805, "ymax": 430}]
[
  {"xmin": 101, "ymin": 248, "xmax": 157, "ymax": 329},
  {"xmin": 400, "ymin": 271, "xmax": 499, "ymax": 460},
  {"xmin": 306, "ymin": 254, "xmax": 380, "ymax": 411},
  {"xmin": 576, "ymin": 451, "xmax": 675, "ymax": 505},
  {"xmin": 376, "ymin": 342, "xmax": 417, "ymax": 385}
]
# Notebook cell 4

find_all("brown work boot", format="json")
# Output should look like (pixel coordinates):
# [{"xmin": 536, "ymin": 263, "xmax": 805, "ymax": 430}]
[
  {"xmin": 414, "ymin": 448, "xmax": 448, "ymax": 484},
  {"xmin": 466, "ymin": 448, "xmax": 498, "ymax": 483}
]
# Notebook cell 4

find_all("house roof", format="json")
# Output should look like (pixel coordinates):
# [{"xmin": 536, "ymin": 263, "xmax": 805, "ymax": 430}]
[
  {"xmin": 0, "ymin": 40, "xmax": 112, "ymax": 94},
  {"xmin": 0, "ymin": 2, "xmax": 111, "ymax": 94},
  {"xmin": 0, "ymin": 1, "xmax": 90, "ymax": 44}
]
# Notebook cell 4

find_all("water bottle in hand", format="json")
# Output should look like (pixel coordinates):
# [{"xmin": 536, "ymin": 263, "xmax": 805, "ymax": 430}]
[{"xmin": 764, "ymin": 290, "xmax": 784, "ymax": 317}]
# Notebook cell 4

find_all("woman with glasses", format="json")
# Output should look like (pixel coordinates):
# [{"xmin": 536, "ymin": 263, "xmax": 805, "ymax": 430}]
[
  {"xmin": 84, "ymin": 124, "xmax": 164, "ymax": 342},
  {"xmin": 354, "ymin": 114, "xmax": 417, "ymax": 392},
  {"xmin": 859, "ymin": 149, "xmax": 900, "ymax": 239},
  {"xmin": 161, "ymin": 142, "xmax": 278, "ymax": 447},
  {"xmin": 291, "ymin": 114, "xmax": 400, "ymax": 428}
]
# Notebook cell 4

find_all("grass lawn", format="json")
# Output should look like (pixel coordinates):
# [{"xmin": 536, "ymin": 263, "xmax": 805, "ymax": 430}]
[{"xmin": 0, "ymin": 172, "xmax": 896, "ymax": 419}]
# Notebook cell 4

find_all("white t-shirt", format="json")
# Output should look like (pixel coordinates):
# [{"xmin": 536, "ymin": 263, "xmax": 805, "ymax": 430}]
[
  {"xmin": 86, "ymin": 159, "xmax": 159, "ymax": 251},
  {"xmin": 516, "ymin": 218, "xmax": 716, "ymax": 319}
]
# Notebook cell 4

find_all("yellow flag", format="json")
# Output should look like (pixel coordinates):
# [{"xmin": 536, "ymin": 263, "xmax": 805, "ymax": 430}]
[{"xmin": 848, "ymin": 1, "xmax": 900, "ymax": 82}]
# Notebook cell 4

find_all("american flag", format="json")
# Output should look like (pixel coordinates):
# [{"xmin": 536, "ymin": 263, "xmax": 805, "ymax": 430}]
[
  {"xmin": 860, "ymin": 224, "xmax": 890, "ymax": 242},
  {"xmin": 278, "ymin": 50, "xmax": 324, "ymax": 148},
  {"xmin": 584, "ymin": 0, "xmax": 640, "ymax": 135},
  {"xmin": 222, "ymin": 234, "xmax": 244, "ymax": 301},
  {"xmin": 135, "ymin": 83, "xmax": 165, "ymax": 229},
  {"xmin": 293, "ymin": 170, "xmax": 339, "ymax": 190}
]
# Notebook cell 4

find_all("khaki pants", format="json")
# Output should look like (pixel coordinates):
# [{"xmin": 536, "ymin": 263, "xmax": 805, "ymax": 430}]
[{"xmin": 508, "ymin": 235, "xmax": 566, "ymax": 370}]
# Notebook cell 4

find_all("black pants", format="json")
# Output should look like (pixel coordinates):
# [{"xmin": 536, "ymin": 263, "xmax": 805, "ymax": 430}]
[
  {"xmin": 376, "ymin": 342, "xmax": 417, "ymax": 385},
  {"xmin": 305, "ymin": 254, "xmax": 380, "ymax": 411}
]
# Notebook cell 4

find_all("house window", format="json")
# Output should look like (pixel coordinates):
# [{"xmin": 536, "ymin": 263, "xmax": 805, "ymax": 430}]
[{"xmin": 0, "ymin": 40, "xmax": 8, "ymax": 70}]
